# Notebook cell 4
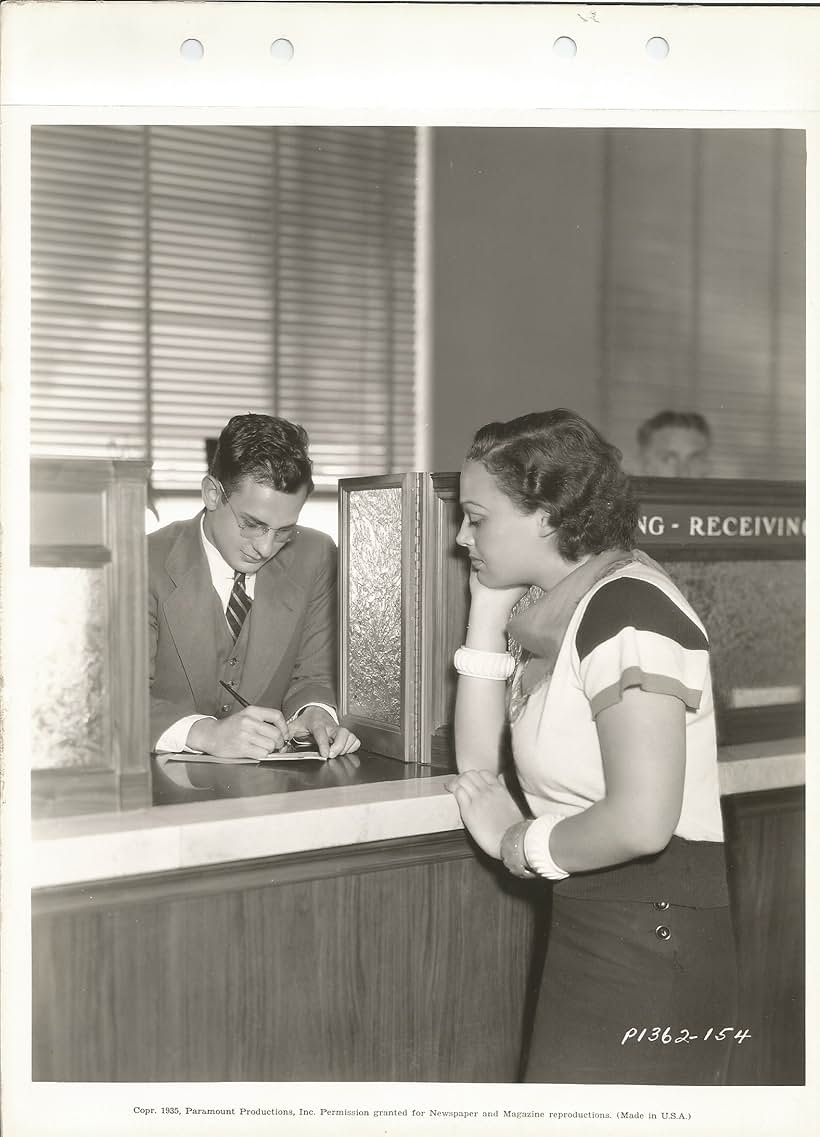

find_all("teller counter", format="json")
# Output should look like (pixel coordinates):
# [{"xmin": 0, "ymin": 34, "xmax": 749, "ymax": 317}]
[
  {"xmin": 29, "ymin": 466, "xmax": 806, "ymax": 1084},
  {"xmin": 31, "ymin": 739, "xmax": 804, "ymax": 1085}
]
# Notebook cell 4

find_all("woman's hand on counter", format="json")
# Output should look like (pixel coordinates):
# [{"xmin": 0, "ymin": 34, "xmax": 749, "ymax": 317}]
[{"xmin": 445, "ymin": 769, "xmax": 526, "ymax": 859}]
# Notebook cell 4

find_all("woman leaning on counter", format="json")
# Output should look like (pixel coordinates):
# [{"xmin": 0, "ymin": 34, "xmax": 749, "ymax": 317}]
[{"xmin": 446, "ymin": 409, "xmax": 738, "ymax": 1085}]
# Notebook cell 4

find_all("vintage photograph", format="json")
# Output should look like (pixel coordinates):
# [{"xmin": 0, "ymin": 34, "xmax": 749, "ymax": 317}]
[{"xmin": 26, "ymin": 121, "xmax": 805, "ymax": 1095}]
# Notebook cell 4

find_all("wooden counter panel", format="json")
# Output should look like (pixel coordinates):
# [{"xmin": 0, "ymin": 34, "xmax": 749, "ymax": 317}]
[
  {"xmin": 723, "ymin": 787, "xmax": 805, "ymax": 1085},
  {"xmin": 32, "ymin": 832, "xmax": 536, "ymax": 1082},
  {"xmin": 32, "ymin": 792, "xmax": 804, "ymax": 1084}
]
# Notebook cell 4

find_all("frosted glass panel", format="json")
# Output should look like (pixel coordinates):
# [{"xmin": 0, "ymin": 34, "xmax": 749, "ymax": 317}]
[
  {"xmin": 346, "ymin": 488, "xmax": 402, "ymax": 725},
  {"xmin": 667, "ymin": 560, "xmax": 805, "ymax": 714},
  {"xmin": 509, "ymin": 559, "xmax": 805, "ymax": 717},
  {"xmin": 30, "ymin": 567, "xmax": 108, "ymax": 770}
]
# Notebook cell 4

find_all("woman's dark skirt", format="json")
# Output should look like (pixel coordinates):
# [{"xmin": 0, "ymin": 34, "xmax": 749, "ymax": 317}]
[{"xmin": 523, "ymin": 838, "xmax": 738, "ymax": 1085}]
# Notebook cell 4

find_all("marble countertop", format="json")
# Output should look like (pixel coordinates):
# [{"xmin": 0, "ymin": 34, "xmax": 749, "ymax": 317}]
[{"xmin": 31, "ymin": 738, "xmax": 804, "ymax": 889}]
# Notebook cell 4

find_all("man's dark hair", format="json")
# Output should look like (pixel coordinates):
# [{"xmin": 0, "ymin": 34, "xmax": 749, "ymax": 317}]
[
  {"xmin": 210, "ymin": 414, "xmax": 314, "ymax": 497},
  {"xmin": 637, "ymin": 410, "xmax": 712, "ymax": 451},
  {"xmin": 466, "ymin": 409, "xmax": 639, "ymax": 562}
]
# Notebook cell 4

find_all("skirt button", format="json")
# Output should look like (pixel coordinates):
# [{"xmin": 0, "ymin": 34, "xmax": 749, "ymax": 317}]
[
  {"xmin": 654, "ymin": 924, "xmax": 672, "ymax": 940},
  {"xmin": 653, "ymin": 900, "xmax": 670, "ymax": 910}
]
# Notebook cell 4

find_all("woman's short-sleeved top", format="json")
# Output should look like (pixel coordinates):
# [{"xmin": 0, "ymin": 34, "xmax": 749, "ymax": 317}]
[{"xmin": 512, "ymin": 559, "xmax": 724, "ymax": 842}]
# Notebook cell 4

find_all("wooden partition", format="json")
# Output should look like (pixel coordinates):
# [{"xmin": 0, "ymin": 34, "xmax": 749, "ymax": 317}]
[{"xmin": 30, "ymin": 459, "xmax": 150, "ymax": 817}]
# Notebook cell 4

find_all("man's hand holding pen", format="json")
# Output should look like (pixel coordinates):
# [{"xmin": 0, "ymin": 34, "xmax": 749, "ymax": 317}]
[
  {"xmin": 186, "ymin": 703, "xmax": 291, "ymax": 761},
  {"xmin": 185, "ymin": 680, "xmax": 362, "ymax": 761}
]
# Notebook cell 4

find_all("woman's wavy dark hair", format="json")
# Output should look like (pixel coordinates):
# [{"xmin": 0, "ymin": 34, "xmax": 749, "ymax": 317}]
[
  {"xmin": 211, "ymin": 413, "xmax": 314, "ymax": 497},
  {"xmin": 465, "ymin": 409, "xmax": 639, "ymax": 561}
]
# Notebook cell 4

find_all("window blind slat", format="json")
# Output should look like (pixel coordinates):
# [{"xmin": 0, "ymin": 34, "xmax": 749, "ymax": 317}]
[
  {"xmin": 276, "ymin": 126, "xmax": 415, "ymax": 479},
  {"xmin": 31, "ymin": 124, "xmax": 417, "ymax": 486},
  {"xmin": 149, "ymin": 132, "xmax": 276, "ymax": 485},
  {"xmin": 31, "ymin": 125, "xmax": 147, "ymax": 461},
  {"xmin": 602, "ymin": 128, "xmax": 804, "ymax": 480}
]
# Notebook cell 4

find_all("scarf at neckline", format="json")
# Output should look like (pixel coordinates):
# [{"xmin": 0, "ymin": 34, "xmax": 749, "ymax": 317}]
[{"xmin": 505, "ymin": 546, "xmax": 671, "ymax": 721}]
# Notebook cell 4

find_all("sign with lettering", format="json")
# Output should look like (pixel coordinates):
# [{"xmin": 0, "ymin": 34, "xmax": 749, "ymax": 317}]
[{"xmin": 636, "ymin": 504, "xmax": 806, "ymax": 549}]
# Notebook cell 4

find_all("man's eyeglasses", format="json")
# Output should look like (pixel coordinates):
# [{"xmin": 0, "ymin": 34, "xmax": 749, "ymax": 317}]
[{"xmin": 214, "ymin": 480, "xmax": 296, "ymax": 546}]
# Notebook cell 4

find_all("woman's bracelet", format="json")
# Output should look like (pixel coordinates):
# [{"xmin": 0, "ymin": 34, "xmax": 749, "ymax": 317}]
[
  {"xmin": 523, "ymin": 813, "xmax": 570, "ymax": 881},
  {"xmin": 500, "ymin": 821, "xmax": 538, "ymax": 879},
  {"xmin": 454, "ymin": 645, "xmax": 515, "ymax": 681}
]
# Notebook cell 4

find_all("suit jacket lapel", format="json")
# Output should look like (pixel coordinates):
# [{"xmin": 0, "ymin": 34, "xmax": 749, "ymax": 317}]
[
  {"xmin": 162, "ymin": 515, "xmax": 222, "ymax": 711},
  {"xmin": 243, "ymin": 554, "xmax": 303, "ymax": 705}
]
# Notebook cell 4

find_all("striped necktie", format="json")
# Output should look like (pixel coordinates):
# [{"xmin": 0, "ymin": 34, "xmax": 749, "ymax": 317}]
[{"xmin": 226, "ymin": 571, "xmax": 252, "ymax": 641}]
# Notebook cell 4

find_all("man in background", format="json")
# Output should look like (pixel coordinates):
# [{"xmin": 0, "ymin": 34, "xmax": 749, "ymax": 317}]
[
  {"xmin": 637, "ymin": 410, "xmax": 713, "ymax": 478},
  {"xmin": 149, "ymin": 413, "xmax": 359, "ymax": 760}
]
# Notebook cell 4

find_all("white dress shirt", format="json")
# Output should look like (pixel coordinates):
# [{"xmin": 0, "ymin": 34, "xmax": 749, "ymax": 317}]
[{"xmin": 154, "ymin": 516, "xmax": 337, "ymax": 753}]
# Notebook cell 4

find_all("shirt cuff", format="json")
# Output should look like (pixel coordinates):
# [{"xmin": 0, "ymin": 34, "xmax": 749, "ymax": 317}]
[
  {"xmin": 288, "ymin": 702, "xmax": 339, "ymax": 726},
  {"xmin": 154, "ymin": 714, "xmax": 215, "ymax": 754}
]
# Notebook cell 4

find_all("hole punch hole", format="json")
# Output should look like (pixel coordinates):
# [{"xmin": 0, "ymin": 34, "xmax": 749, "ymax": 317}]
[
  {"xmin": 553, "ymin": 37, "xmax": 577, "ymax": 59},
  {"xmin": 180, "ymin": 38, "xmax": 205, "ymax": 62},
  {"xmin": 646, "ymin": 37, "xmax": 670, "ymax": 60},
  {"xmin": 270, "ymin": 38, "xmax": 295, "ymax": 63}
]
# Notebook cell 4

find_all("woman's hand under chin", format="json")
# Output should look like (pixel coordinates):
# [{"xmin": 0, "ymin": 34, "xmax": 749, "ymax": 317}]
[
  {"xmin": 468, "ymin": 566, "xmax": 527, "ymax": 601},
  {"xmin": 466, "ymin": 566, "xmax": 525, "ymax": 604},
  {"xmin": 468, "ymin": 569, "xmax": 528, "ymax": 625},
  {"xmin": 445, "ymin": 769, "xmax": 526, "ymax": 859}
]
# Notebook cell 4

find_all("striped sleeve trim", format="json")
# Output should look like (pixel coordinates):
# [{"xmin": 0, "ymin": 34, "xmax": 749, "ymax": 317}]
[
  {"xmin": 576, "ymin": 577, "xmax": 708, "ymax": 662},
  {"xmin": 589, "ymin": 665, "xmax": 704, "ymax": 716}
]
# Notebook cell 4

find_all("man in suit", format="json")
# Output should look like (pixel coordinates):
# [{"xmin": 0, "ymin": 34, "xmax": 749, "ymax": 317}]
[{"xmin": 149, "ymin": 413, "xmax": 360, "ymax": 760}]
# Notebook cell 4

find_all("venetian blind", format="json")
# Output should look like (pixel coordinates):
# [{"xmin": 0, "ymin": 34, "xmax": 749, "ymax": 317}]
[
  {"xmin": 602, "ymin": 129, "xmax": 805, "ymax": 480},
  {"xmin": 31, "ymin": 126, "xmax": 147, "ymax": 459},
  {"xmin": 30, "ymin": 126, "xmax": 417, "ymax": 490},
  {"xmin": 274, "ymin": 127, "xmax": 417, "ymax": 483},
  {"xmin": 148, "ymin": 127, "xmax": 277, "ymax": 489}
]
